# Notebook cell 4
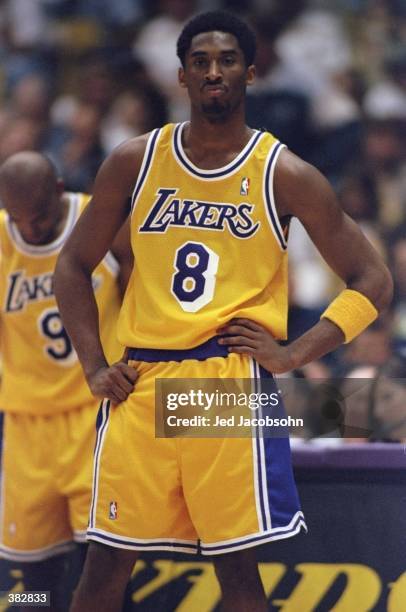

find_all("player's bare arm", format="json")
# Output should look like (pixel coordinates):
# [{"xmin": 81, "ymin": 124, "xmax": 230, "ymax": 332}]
[
  {"xmin": 219, "ymin": 149, "xmax": 393, "ymax": 373},
  {"xmin": 54, "ymin": 136, "xmax": 148, "ymax": 403},
  {"xmin": 110, "ymin": 217, "xmax": 133, "ymax": 298}
]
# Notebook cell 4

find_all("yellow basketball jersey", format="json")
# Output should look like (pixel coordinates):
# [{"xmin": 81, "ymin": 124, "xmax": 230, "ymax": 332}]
[
  {"xmin": 117, "ymin": 123, "xmax": 288, "ymax": 350},
  {"xmin": 0, "ymin": 193, "xmax": 122, "ymax": 415}
]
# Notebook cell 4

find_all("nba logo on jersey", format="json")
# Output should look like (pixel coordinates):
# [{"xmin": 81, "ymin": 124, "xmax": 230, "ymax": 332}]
[
  {"xmin": 109, "ymin": 501, "xmax": 118, "ymax": 520},
  {"xmin": 240, "ymin": 177, "xmax": 250, "ymax": 196}
]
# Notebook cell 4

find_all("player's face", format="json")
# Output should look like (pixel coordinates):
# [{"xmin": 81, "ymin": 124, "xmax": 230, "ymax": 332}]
[
  {"xmin": 373, "ymin": 376, "xmax": 406, "ymax": 440},
  {"xmin": 179, "ymin": 31, "xmax": 255, "ymax": 122},
  {"xmin": 2, "ymin": 184, "xmax": 62, "ymax": 245}
]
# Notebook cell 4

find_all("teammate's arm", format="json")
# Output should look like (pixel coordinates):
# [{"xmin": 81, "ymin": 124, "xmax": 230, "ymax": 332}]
[
  {"xmin": 218, "ymin": 149, "xmax": 393, "ymax": 373},
  {"xmin": 54, "ymin": 137, "xmax": 147, "ymax": 402}
]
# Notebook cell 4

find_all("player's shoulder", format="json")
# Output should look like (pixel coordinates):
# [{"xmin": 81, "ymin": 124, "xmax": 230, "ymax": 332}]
[
  {"xmin": 102, "ymin": 131, "xmax": 158, "ymax": 182},
  {"xmin": 272, "ymin": 144, "xmax": 333, "ymax": 196},
  {"xmin": 110, "ymin": 123, "xmax": 174, "ymax": 162},
  {"xmin": 274, "ymin": 149, "xmax": 336, "ymax": 218},
  {"xmin": 274, "ymin": 147, "xmax": 328, "ymax": 187},
  {"xmin": 111, "ymin": 131, "xmax": 156, "ymax": 163}
]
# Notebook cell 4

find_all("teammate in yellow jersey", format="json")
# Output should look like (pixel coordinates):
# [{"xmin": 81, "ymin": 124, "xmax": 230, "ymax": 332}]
[
  {"xmin": 55, "ymin": 11, "xmax": 392, "ymax": 612},
  {"xmin": 0, "ymin": 151, "xmax": 133, "ymax": 610}
]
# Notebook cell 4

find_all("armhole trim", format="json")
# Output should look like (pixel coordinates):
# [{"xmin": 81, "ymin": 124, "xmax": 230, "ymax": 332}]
[
  {"xmin": 130, "ymin": 128, "xmax": 161, "ymax": 214},
  {"xmin": 263, "ymin": 142, "xmax": 287, "ymax": 251}
]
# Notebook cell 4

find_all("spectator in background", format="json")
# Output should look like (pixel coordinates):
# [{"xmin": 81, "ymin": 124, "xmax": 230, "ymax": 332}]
[
  {"xmin": 51, "ymin": 54, "xmax": 117, "ymax": 127},
  {"xmin": 101, "ymin": 83, "xmax": 168, "ymax": 153},
  {"xmin": 337, "ymin": 170, "xmax": 387, "ymax": 260},
  {"xmin": 246, "ymin": 12, "xmax": 311, "ymax": 158},
  {"xmin": 294, "ymin": 354, "xmax": 406, "ymax": 444},
  {"xmin": 338, "ymin": 319, "xmax": 393, "ymax": 375},
  {"xmin": 0, "ymin": 117, "xmax": 42, "ymax": 163},
  {"xmin": 364, "ymin": 49, "xmax": 406, "ymax": 121},
  {"xmin": 6, "ymin": 73, "xmax": 51, "ymax": 124},
  {"xmin": 51, "ymin": 101, "xmax": 105, "ymax": 193},
  {"xmin": 0, "ymin": 0, "xmax": 54, "ymax": 88},
  {"xmin": 132, "ymin": 0, "xmax": 199, "ymax": 120},
  {"xmin": 363, "ymin": 119, "xmax": 406, "ymax": 231},
  {"xmin": 340, "ymin": 356, "xmax": 406, "ymax": 443},
  {"xmin": 366, "ymin": 357, "xmax": 406, "ymax": 442},
  {"xmin": 388, "ymin": 225, "xmax": 406, "ymax": 359},
  {"xmin": 287, "ymin": 216, "xmax": 340, "ymax": 312},
  {"xmin": 272, "ymin": 2, "xmax": 362, "ymax": 182},
  {"xmin": 70, "ymin": 0, "xmax": 144, "ymax": 35},
  {"xmin": 1, "ymin": 73, "xmax": 69, "ymax": 156},
  {"xmin": 338, "ymin": 171, "xmax": 379, "ymax": 226}
]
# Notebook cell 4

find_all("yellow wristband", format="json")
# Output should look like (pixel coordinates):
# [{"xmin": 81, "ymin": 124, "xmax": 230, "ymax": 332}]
[{"xmin": 321, "ymin": 289, "xmax": 378, "ymax": 343}]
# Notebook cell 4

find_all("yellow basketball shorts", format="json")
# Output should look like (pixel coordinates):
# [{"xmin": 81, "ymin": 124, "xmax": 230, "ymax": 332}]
[
  {"xmin": 88, "ymin": 338, "xmax": 306, "ymax": 555},
  {"xmin": 0, "ymin": 401, "xmax": 98, "ymax": 562}
]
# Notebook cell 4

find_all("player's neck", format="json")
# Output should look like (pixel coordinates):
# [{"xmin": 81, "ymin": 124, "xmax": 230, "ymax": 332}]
[{"xmin": 184, "ymin": 112, "xmax": 253, "ymax": 166}]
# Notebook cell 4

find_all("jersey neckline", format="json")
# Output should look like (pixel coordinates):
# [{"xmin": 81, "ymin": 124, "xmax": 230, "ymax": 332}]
[
  {"xmin": 6, "ymin": 193, "xmax": 79, "ymax": 257},
  {"xmin": 172, "ymin": 122, "xmax": 263, "ymax": 180}
]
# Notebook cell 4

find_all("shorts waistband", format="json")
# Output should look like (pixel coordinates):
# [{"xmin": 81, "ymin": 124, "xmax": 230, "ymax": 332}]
[{"xmin": 127, "ymin": 337, "xmax": 229, "ymax": 363}]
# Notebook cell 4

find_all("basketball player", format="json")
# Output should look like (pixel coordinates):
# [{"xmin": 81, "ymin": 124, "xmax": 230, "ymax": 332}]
[
  {"xmin": 0, "ymin": 152, "xmax": 133, "ymax": 610},
  {"xmin": 55, "ymin": 12, "xmax": 392, "ymax": 612}
]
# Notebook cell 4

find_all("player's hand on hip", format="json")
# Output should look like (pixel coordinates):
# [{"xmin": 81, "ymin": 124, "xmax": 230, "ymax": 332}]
[
  {"xmin": 87, "ymin": 362, "xmax": 138, "ymax": 404},
  {"xmin": 217, "ymin": 318, "xmax": 292, "ymax": 374}
]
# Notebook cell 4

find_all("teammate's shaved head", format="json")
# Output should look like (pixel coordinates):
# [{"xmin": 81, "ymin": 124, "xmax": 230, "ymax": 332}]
[
  {"xmin": 0, "ymin": 151, "xmax": 66, "ymax": 245},
  {"xmin": 0, "ymin": 151, "xmax": 58, "ymax": 199}
]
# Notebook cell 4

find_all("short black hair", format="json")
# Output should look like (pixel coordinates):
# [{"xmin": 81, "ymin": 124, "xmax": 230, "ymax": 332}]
[{"xmin": 177, "ymin": 11, "xmax": 256, "ymax": 67}]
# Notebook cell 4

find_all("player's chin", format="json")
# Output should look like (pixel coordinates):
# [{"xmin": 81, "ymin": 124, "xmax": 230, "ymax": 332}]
[{"xmin": 201, "ymin": 101, "xmax": 231, "ymax": 121}]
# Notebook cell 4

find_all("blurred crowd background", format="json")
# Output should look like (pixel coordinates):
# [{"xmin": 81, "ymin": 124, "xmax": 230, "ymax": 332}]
[{"xmin": 0, "ymin": 0, "xmax": 405, "ymax": 439}]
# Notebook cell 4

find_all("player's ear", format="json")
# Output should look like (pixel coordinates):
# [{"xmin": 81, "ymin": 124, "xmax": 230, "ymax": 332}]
[
  {"xmin": 178, "ymin": 66, "xmax": 187, "ymax": 88},
  {"xmin": 246, "ymin": 64, "xmax": 256, "ymax": 87}
]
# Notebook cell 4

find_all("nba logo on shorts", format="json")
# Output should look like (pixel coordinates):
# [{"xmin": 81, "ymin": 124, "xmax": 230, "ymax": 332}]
[
  {"xmin": 240, "ymin": 177, "xmax": 250, "ymax": 196},
  {"xmin": 109, "ymin": 501, "xmax": 118, "ymax": 520}
]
